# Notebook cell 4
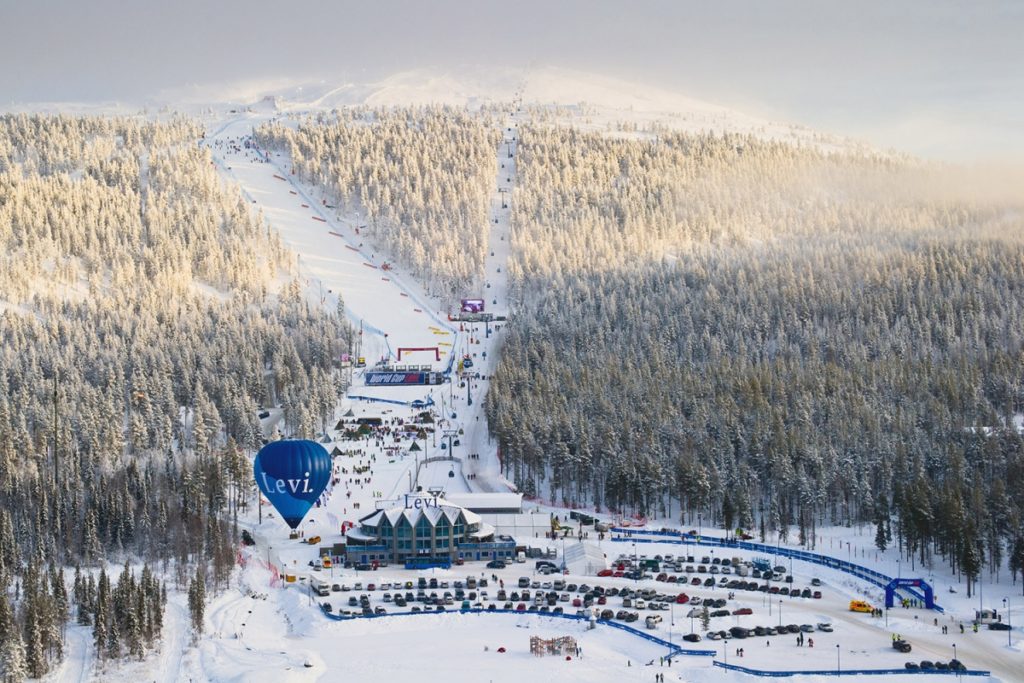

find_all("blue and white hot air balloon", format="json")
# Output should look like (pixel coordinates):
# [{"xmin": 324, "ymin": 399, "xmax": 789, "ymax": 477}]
[{"xmin": 253, "ymin": 440, "xmax": 331, "ymax": 529}]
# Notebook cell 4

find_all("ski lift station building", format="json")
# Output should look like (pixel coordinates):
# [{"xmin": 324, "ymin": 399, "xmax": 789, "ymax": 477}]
[{"xmin": 344, "ymin": 493, "xmax": 516, "ymax": 565}]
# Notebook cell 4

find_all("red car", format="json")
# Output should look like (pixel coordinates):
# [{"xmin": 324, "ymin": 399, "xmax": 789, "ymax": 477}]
[
  {"xmin": 675, "ymin": 593, "xmax": 689, "ymax": 604},
  {"xmin": 572, "ymin": 598, "xmax": 582, "ymax": 607},
  {"xmin": 597, "ymin": 569, "xmax": 613, "ymax": 577},
  {"xmin": 613, "ymin": 571, "xmax": 625, "ymax": 578},
  {"xmin": 655, "ymin": 573, "xmax": 668, "ymax": 582},
  {"xmin": 691, "ymin": 578, "xmax": 701, "ymax": 586},
  {"xmin": 667, "ymin": 576, "xmax": 678, "ymax": 583},
  {"xmin": 732, "ymin": 607, "xmax": 752, "ymax": 615},
  {"xmin": 597, "ymin": 596, "xmax": 607, "ymax": 605},
  {"xmin": 813, "ymin": 591, "xmax": 822, "ymax": 599},
  {"xmin": 516, "ymin": 603, "xmax": 526, "ymax": 612}
]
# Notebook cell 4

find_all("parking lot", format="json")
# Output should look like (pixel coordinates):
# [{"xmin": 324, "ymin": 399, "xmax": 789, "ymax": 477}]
[{"xmin": 311, "ymin": 549, "xmax": 835, "ymax": 646}]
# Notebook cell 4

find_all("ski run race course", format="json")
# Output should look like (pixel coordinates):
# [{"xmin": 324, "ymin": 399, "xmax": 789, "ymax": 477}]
[{"xmin": 57, "ymin": 91, "xmax": 1021, "ymax": 683}]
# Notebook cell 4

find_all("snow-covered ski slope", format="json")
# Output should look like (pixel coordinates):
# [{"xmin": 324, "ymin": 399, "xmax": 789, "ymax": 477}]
[{"xmin": 207, "ymin": 117, "xmax": 457, "ymax": 375}]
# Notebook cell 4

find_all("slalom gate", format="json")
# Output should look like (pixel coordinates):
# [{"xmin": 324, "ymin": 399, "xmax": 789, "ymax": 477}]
[
  {"xmin": 320, "ymin": 607, "xmax": 715, "ymax": 658},
  {"xmin": 611, "ymin": 528, "xmax": 942, "ymax": 612}
]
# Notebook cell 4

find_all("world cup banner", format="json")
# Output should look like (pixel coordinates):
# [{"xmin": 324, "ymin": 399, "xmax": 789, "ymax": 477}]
[{"xmin": 365, "ymin": 371, "xmax": 443, "ymax": 386}]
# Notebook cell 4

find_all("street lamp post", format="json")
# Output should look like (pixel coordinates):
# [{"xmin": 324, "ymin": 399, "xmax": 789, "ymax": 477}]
[
  {"xmin": 633, "ymin": 542, "xmax": 638, "ymax": 584},
  {"xmin": 1004, "ymin": 598, "xmax": 1012, "ymax": 648},
  {"xmin": 779, "ymin": 599, "xmax": 783, "ymax": 627},
  {"xmin": 670, "ymin": 603, "xmax": 674, "ymax": 645},
  {"xmin": 836, "ymin": 644, "xmax": 840, "ymax": 673},
  {"xmin": 724, "ymin": 639, "xmax": 729, "ymax": 666}
]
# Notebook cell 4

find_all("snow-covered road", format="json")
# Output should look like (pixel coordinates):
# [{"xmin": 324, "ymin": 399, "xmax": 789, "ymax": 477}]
[{"xmin": 54, "ymin": 624, "xmax": 92, "ymax": 683}]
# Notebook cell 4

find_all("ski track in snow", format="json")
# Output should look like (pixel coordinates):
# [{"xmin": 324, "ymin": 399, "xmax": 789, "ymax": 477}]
[
  {"xmin": 461, "ymin": 94, "xmax": 520, "ymax": 493},
  {"xmin": 54, "ymin": 624, "xmax": 92, "ymax": 683},
  {"xmin": 158, "ymin": 597, "xmax": 188, "ymax": 683}
]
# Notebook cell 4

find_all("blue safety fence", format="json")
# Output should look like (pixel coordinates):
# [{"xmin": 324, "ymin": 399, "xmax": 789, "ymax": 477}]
[
  {"xmin": 611, "ymin": 529, "xmax": 942, "ymax": 613},
  {"xmin": 712, "ymin": 661, "xmax": 990, "ymax": 677},
  {"xmin": 348, "ymin": 394, "xmax": 436, "ymax": 409},
  {"xmin": 320, "ymin": 606, "xmax": 716, "ymax": 657}
]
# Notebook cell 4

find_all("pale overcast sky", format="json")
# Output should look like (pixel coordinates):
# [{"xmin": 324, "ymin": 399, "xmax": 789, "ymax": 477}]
[{"xmin": 1, "ymin": 0, "xmax": 1021, "ymax": 160}]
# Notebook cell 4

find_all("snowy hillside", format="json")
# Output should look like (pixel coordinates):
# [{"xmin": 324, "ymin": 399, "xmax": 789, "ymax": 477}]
[{"xmin": 151, "ymin": 67, "xmax": 863, "ymax": 153}]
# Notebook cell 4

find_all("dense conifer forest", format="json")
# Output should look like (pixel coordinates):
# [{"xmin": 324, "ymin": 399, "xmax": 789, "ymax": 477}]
[
  {"xmin": 0, "ymin": 114, "xmax": 350, "ymax": 677},
  {"xmin": 254, "ymin": 106, "xmax": 500, "ymax": 302},
  {"xmin": 485, "ymin": 124, "xmax": 1024, "ymax": 591}
]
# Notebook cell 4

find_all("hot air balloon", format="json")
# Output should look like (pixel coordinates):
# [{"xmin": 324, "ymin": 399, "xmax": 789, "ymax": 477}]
[{"xmin": 254, "ymin": 440, "xmax": 331, "ymax": 529}]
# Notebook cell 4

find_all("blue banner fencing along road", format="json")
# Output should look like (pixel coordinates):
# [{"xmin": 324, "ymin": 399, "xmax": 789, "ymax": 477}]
[
  {"xmin": 611, "ymin": 528, "xmax": 942, "ymax": 613},
  {"xmin": 320, "ymin": 606, "xmax": 715, "ymax": 658},
  {"xmin": 712, "ymin": 661, "xmax": 990, "ymax": 678},
  {"xmin": 348, "ymin": 394, "xmax": 435, "ymax": 409}
]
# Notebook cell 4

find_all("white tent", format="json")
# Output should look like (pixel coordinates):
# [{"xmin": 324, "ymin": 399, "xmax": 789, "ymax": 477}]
[{"xmin": 563, "ymin": 541, "xmax": 607, "ymax": 575}]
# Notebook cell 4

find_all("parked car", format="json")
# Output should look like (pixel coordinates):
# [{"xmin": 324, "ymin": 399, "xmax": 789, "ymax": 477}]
[
  {"xmin": 816, "ymin": 623, "xmax": 833, "ymax": 632},
  {"xmin": 486, "ymin": 560, "xmax": 506, "ymax": 569},
  {"xmin": 733, "ymin": 607, "xmax": 753, "ymax": 616},
  {"xmin": 682, "ymin": 633, "xmax": 702, "ymax": 643}
]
